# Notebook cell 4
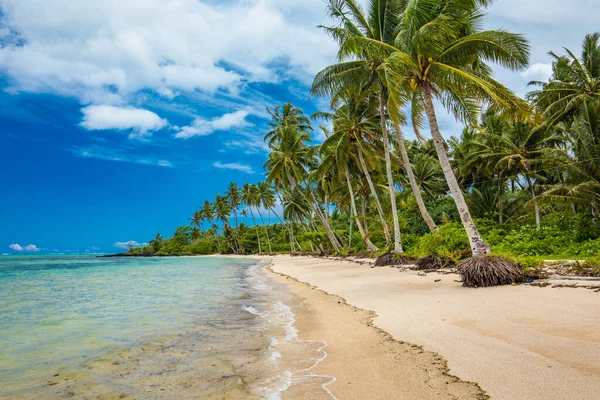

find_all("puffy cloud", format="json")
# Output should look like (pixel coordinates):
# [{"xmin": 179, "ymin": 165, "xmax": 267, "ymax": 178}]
[
  {"xmin": 9, "ymin": 243, "xmax": 39, "ymax": 252},
  {"xmin": 175, "ymin": 110, "xmax": 251, "ymax": 139},
  {"xmin": 520, "ymin": 63, "xmax": 553, "ymax": 82},
  {"xmin": 114, "ymin": 241, "xmax": 143, "ymax": 250},
  {"xmin": 80, "ymin": 105, "xmax": 167, "ymax": 137},
  {"xmin": 213, "ymin": 161, "xmax": 255, "ymax": 174},
  {"xmin": 0, "ymin": 0, "xmax": 337, "ymax": 102}
]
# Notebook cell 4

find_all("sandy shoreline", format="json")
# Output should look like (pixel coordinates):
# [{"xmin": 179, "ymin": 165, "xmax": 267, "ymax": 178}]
[{"xmin": 257, "ymin": 255, "xmax": 600, "ymax": 400}]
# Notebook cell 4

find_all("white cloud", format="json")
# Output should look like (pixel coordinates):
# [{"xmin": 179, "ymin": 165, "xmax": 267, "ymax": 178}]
[
  {"xmin": 80, "ymin": 105, "xmax": 167, "ymax": 137},
  {"xmin": 520, "ymin": 63, "xmax": 553, "ymax": 82},
  {"xmin": 9, "ymin": 243, "xmax": 40, "ymax": 252},
  {"xmin": 114, "ymin": 241, "xmax": 143, "ymax": 250},
  {"xmin": 175, "ymin": 110, "xmax": 251, "ymax": 139},
  {"xmin": 213, "ymin": 161, "xmax": 255, "ymax": 174},
  {"xmin": 0, "ymin": 0, "xmax": 337, "ymax": 102}
]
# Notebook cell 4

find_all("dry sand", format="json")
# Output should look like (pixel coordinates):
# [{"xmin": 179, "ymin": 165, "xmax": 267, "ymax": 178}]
[{"xmin": 267, "ymin": 255, "xmax": 600, "ymax": 400}]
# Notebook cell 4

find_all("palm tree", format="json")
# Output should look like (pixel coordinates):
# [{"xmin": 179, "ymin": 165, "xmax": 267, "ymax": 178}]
[
  {"xmin": 312, "ymin": 0, "xmax": 406, "ymax": 253},
  {"xmin": 319, "ymin": 133, "xmax": 380, "ymax": 252},
  {"xmin": 316, "ymin": 92, "xmax": 393, "ymax": 245},
  {"xmin": 382, "ymin": 0, "xmax": 529, "ymax": 260},
  {"xmin": 189, "ymin": 210, "xmax": 202, "ymax": 231},
  {"xmin": 257, "ymin": 182, "xmax": 274, "ymax": 254},
  {"xmin": 201, "ymin": 200, "xmax": 214, "ymax": 233},
  {"xmin": 242, "ymin": 183, "xmax": 262, "ymax": 254},
  {"xmin": 224, "ymin": 182, "xmax": 242, "ymax": 252},
  {"xmin": 529, "ymin": 33, "xmax": 600, "ymax": 127},
  {"xmin": 264, "ymin": 109, "xmax": 343, "ymax": 252},
  {"xmin": 379, "ymin": 0, "xmax": 531, "ymax": 286},
  {"xmin": 471, "ymin": 118, "xmax": 565, "ymax": 230},
  {"xmin": 213, "ymin": 194, "xmax": 235, "ymax": 253},
  {"xmin": 543, "ymin": 101, "xmax": 600, "ymax": 214}
]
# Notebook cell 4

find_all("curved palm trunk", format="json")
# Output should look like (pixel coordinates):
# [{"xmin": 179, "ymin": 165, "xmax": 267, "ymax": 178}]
[
  {"xmin": 421, "ymin": 84, "xmax": 491, "ymax": 257},
  {"xmin": 346, "ymin": 166, "xmax": 379, "ymax": 252},
  {"xmin": 288, "ymin": 178, "xmax": 342, "ymax": 253},
  {"xmin": 379, "ymin": 88, "xmax": 403, "ymax": 253},
  {"xmin": 357, "ymin": 145, "xmax": 392, "ymax": 245},
  {"xmin": 248, "ymin": 208, "xmax": 262, "ymax": 254},
  {"xmin": 256, "ymin": 209, "xmax": 272, "ymax": 254},
  {"xmin": 393, "ymin": 125, "xmax": 438, "ymax": 232},
  {"xmin": 525, "ymin": 175, "xmax": 541, "ymax": 231},
  {"xmin": 271, "ymin": 208, "xmax": 302, "ymax": 253}
]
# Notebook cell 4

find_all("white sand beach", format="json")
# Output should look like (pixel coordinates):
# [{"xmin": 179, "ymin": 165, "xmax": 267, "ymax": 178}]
[{"xmin": 267, "ymin": 255, "xmax": 600, "ymax": 400}]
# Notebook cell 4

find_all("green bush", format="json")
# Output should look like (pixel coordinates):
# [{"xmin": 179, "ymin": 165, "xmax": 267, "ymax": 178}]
[{"xmin": 415, "ymin": 222, "xmax": 470, "ymax": 261}]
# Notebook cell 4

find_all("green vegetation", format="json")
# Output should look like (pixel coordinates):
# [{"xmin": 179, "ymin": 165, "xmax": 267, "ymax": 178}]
[{"xmin": 130, "ymin": 0, "xmax": 600, "ymax": 287}]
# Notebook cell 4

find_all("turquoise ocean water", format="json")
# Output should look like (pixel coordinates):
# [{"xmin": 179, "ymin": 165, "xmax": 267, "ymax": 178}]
[
  {"xmin": 0, "ymin": 255, "xmax": 278, "ymax": 398},
  {"xmin": 0, "ymin": 255, "xmax": 336, "ymax": 400}
]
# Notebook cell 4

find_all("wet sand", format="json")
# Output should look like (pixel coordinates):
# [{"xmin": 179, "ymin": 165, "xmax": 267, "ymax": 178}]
[
  {"xmin": 268, "ymin": 255, "xmax": 600, "ymax": 400},
  {"xmin": 268, "ymin": 266, "xmax": 486, "ymax": 399}
]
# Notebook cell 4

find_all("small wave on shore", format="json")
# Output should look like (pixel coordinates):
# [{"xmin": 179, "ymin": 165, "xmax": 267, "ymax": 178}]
[{"xmin": 245, "ymin": 261, "xmax": 337, "ymax": 399}]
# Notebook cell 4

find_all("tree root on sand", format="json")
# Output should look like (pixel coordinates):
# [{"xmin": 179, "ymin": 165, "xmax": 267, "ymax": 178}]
[{"xmin": 459, "ymin": 256, "xmax": 524, "ymax": 288}]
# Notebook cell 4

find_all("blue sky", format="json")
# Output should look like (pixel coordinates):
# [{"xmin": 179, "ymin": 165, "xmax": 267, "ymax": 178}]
[{"xmin": 1, "ymin": 0, "xmax": 598, "ymax": 253}]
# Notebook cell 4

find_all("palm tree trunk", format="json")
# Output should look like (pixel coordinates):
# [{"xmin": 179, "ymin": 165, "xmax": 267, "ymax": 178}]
[
  {"xmin": 393, "ymin": 124, "xmax": 438, "ymax": 232},
  {"xmin": 361, "ymin": 197, "xmax": 370, "ymax": 235},
  {"xmin": 288, "ymin": 178, "xmax": 342, "ymax": 253},
  {"xmin": 357, "ymin": 145, "xmax": 392, "ymax": 245},
  {"xmin": 379, "ymin": 88, "xmax": 403, "ymax": 253},
  {"xmin": 249, "ymin": 208, "xmax": 262, "ymax": 254},
  {"xmin": 346, "ymin": 166, "xmax": 379, "ymax": 252},
  {"xmin": 526, "ymin": 175, "xmax": 541, "ymax": 231},
  {"xmin": 270, "ymin": 206, "xmax": 303, "ymax": 253},
  {"xmin": 256, "ymin": 209, "xmax": 272, "ymax": 254},
  {"xmin": 421, "ymin": 83, "xmax": 491, "ymax": 257}
]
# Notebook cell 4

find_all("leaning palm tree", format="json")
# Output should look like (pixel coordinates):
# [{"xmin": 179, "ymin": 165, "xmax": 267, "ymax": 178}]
[
  {"xmin": 316, "ymin": 88, "xmax": 394, "ymax": 245},
  {"xmin": 312, "ymin": 0, "xmax": 407, "ymax": 253},
  {"xmin": 382, "ymin": 0, "xmax": 531, "ymax": 286},
  {"xmin": 242, "ymin": 183, "xmax": 262, "ymax": 254},
  {"xmin": 264, "ymin": 109, "xmax": 343, "ymax": 252},
  {"xmin": 318, "ymin": 130, "xmax": 380, "ymax": 252}
]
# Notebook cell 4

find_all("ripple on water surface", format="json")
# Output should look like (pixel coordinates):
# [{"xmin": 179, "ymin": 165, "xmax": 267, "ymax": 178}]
[{"xmin": 0, "ymin": 255, "xmax": 336, "ymax": 399}]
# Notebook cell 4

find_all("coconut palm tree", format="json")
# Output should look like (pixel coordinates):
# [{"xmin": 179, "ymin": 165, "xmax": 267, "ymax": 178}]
[
  {"xmin": 543, "ymin": 101, "xmax": 600, "ymax": 214},
  {"xmin": 189, "ymin": 211, "xmax": 202, "ymax": 231},
  {"xmin": 224, "ymin": 182, "xmax": 243, "ymax": 252},
  {"xmin": 201, "ymin": 200, "xmax": 214, "ymax": 233},
  {"xmin": 312, "ymin": 0, "xmax": 407, "ymax": 253},
  {"xmin": 242, "ymin": 183, "xmax": 262, "ymax": 254},
  {"xmin": 471, "ymin": 118, "xmax": 565, "ymax": 230},
  {"xmin": 318, "ymin": 131, "xmax": 380, "ymax": 252},
  {"xmin": 257, "ymin": 182, "xmax": 274, "ymax": 254},
  {"xmin": 382, "ymin": 0, "xmax": 529, "ymax": 256},
  {"xmin": 264, "ymin": 110, "xmax": 343, "ymax": 252},
  {"xmin": 529, "ymin": 33, "xmax": 600, "ymax": 127},
  {"xmin": 380, "ymin": 0, "xmax": 531, "ymax": 286},
  {"xmin": 213, "ymin": 194, "xmax": 236, "ymax": 253},
  {"xmin": 316, "ymin": 89, "xmax": 394, "ymax": 245}
]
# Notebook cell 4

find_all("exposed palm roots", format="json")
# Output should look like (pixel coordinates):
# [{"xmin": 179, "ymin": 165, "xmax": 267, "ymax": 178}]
[
  {"xmin": 459, "ymin": 256, "xmax": 524, "ymax": 288},
  {"xmin": 374, "ymin": 252, "xmax": 415, "ymax": 267},
  {"xmin": 415, "ymin": 255, "xmax": 456, "ymax": 271}
]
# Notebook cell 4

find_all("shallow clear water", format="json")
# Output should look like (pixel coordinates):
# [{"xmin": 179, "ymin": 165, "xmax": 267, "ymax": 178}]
[
  {"xmin": 0, "ymin": 255, "xmax": 266, "ymax": 397},
  {"xmin": 0, "ymin": 255, "xmax": 336, "ymax": 399}
]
